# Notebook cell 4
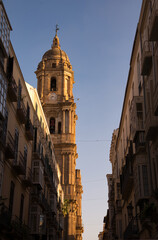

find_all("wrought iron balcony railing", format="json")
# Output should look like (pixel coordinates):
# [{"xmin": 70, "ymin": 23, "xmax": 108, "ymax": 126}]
[{"xmin": 12, "ymin": 151, "xmax": 26, "ymax": 175}]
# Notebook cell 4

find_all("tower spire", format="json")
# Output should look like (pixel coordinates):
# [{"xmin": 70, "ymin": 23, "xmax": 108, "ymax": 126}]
[
  {"xmin": 52, "ymin": 24, "xmax": 60, "ymax": 49},
  {"xmin": 55, "ymin": 24, "xmax": 59, "ymax": 36}
]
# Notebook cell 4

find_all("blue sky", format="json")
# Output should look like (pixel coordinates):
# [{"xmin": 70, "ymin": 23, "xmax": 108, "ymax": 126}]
[{"xmin": 3, "ymin": 0, "xmax": 142, "ymax": 239}]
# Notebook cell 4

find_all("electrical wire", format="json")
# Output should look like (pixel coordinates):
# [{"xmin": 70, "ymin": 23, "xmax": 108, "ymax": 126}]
[
  {"xmin": 83, "ymin": 198, "xmax": 105, "ymax": 201},
  {"xmin": 83, "ymin": 178, "xmax": 105, "ymax": 183},
  {"xmin": 76, "ymin": 139, "xmax": 111, "ymax": 142}
]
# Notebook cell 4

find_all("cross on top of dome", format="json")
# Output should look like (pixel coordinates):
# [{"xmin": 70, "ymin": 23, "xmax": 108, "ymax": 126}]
[
  {"xmin": 55, "ymin": 24, "xmax": 59, "ymax": 36},
  {"xmin": 52, "ymin": 24, "xmax": 60, "ymax": 49}
]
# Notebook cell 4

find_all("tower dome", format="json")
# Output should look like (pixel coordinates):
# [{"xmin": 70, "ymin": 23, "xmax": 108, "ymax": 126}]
[{"xmin": 42, "ymin": 33, "xmax": 70, "ymax": 63}]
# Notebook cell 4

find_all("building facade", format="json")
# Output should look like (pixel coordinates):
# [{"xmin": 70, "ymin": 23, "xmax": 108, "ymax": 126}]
[
  {"xmin": 35, "ymin": 30, "xmax": 83, "ymax": 240},
  {"xmin": 0, "ymin": 1, "xmax": 64, "ymax": 240},
  {"xmin": 105, "ymin": 0, "xmax": 158, "ymax": 239},
  {"xmin": 26, "ymin": 83, "xmax": 64, "ymax": 240}
]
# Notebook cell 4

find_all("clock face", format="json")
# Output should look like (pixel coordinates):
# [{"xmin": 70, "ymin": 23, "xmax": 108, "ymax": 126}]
[{"xmin": 49, "ymin": 92, "xmax": 57, "ymax": 101}]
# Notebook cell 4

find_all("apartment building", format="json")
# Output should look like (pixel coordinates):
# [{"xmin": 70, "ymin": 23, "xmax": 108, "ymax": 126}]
[
  {"xmin": 105, "ymin": 0, "xmax": 158, "ymax": 239},
  {"xmin": 26, "ymin": 83, "xmax": 64, "ymax": 240},
  {"xmin": 0, "ymin": 1, "xmax": 64, "ymax": 239}
]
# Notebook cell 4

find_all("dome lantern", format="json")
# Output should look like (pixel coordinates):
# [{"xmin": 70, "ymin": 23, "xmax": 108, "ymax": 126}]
[{"xmin": 52, "ymin": 24, "xmax": 60, "ymax": 49}]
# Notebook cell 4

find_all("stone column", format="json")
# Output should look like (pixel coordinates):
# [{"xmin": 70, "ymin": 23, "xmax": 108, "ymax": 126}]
[
  {"xmin": 62, "ymin": 154, "xmax": 65, "ymax": 185},
  {"xmin": 62, "ymin": 110, "xmax": 65, "ymax": 133},
  {"xmin": 71, "ymin": 111, "xmax": 74, "ymax": 134},
  {"xmin": 69, "ymin": 154, "xmax": 72, "ymax": 184},
  {"xmin": 69, "ymin": 110, "xmax": 71, "ymax": 133},
  {"xmin": 63, "ymin": 75, "xmax": 65, "ymax": 96},
  {"xmin": 41, "ymin": 73, "xmax": 44, "ymax": 101}
]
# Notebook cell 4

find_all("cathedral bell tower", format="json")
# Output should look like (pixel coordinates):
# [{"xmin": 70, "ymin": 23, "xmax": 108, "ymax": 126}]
[{"xmin": 35, "ymin": 28, "xmax": 83, "ymax": 240}]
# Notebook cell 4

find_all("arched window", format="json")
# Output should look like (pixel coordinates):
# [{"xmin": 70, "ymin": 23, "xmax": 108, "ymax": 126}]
[
  {"xmin": 50, "ymin": 77, "xmax": 56, "ymax": 91},
  {"xmin": 52, "ymin": 63, "xmax": 56, "ymax": 68},
  {"xmin": 50, "ymin": 117, "xmax": 55, "ymax": 134}
]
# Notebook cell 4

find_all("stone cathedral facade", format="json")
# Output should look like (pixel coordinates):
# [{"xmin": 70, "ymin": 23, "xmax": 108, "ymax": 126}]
[{"xmin": 35, "ymin": 31, "xmax": 83, "ymax": 240}]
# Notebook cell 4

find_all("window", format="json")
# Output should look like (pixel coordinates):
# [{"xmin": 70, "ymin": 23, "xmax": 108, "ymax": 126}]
[
  {"xmin": 55, "ymin": 39, "xmax": 57, "ymax": 46},
  {"xmin": 52, "ymin": 63, "xmax": 56, "ymax": 68},
  {"xmin": 142, "ymin": 165, "xmax": 149, "ymax": 196},
  {"xmin": 0, "ymin": 157, "xmax": 3, "ymax": 195},
  {"xmin": 58, "ymin": 122, "xmax": 61, "ymax": 134},
  {"xmin": 33, "ymin": 167, "xmax": 39, "ymax": 183},
  {"xmin": 9, "ymin": 181, "xmax": 15, "ymax": 214},
  {"xmin": 14, "ymin": 128, "xmax": 19, "ymax": 164},
  {"xmin": 19, "ymin": 194, "xmax": 24, "ymax": 222},
  {"xmin": 26, "ymin": 103, "xmax": 30, "ymax": 120},
  {"xmin": 0, "ymin": 7, "xmax": 11, "ymax": 55},
  {"xmin": 17, "ymin": 80, "xmax": 22, "ymax": 108},
  {"xmin": 0, "ymin": 72, "xmax": 7, "ymax": 118},
  {"xmin": 18, "ymin": 80, "xmax": 22, "ymax": 99},
  {"xmin": 24, "ymin": 145, "xmax": 27, "ymax": 170},
  {"xmin": 65, "ymin": 110, "xmax": 69, "ymax": 133},
  {"xmin": 33, "ymin": 127, "xmax": 37, "ymax": 152},
  {"xmin": 7, "ymin": 57, "xmax": 14, "ymax": 79},
  {"xmin": 32, "ymin": 161, "xmax": 43, "ymax": 188},
  {"xmin": 138, "ymin": 165, "xmax": 142, "ymax": 196},
  {"xmin": 41, "ymin": 145, "xmax": 43, "ymax": 158},
  {"xmin": 50, "ymin": 77, "xmax": 56, "ymax": 91},
  {"xmin": 136, "ymin": 103, "xmax": 143, "ymax": 128},
  {"xmin": 50, "ymin": 117, "xmax": 55, "ymax": 134},
  {"xmin": 137, "ymin": 55, "xmax": 141, "ymax": 84}
]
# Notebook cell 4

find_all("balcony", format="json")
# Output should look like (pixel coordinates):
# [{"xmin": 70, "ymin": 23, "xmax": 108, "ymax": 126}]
[
  {"xmin": 33, "ymin": 142, "xmax": 41, "ymax": 159},
  {"xmin": 135, "ymin": 131, "xmax": 145, "ymax": 154},
  {"xmin": 124, "ymin": 215, "xmax": 139, "ymax": 239},
  {"xmin": 141, "ymin": 41, "xmax": 152, "ymax": 76},
  {"xmin": 121, "ymin": 154, "xmax": 133, "ymax": 200},
  {"xmin": 22, "ymin": 167, "xmax": 32, "ymax": 187},
  {"xmin": 17, "ymin": 100, "xmax": 27, "ymax": 124},
  {"xmin": 149, "ymin": 0, "xmax": 158, "ymax": 41},
  {"xmin": 44, "ymin": 156, "xmax": 54, "ymax": 187},
  {"xmin": 32, "ymin": 165, "xmax": 43, "ymax": 189},
  {"xmin": 9, "ymin": 215, "xmax": 30, "ymax": 239},
  {"xmin": 46, "ymin": 210, "xmax": 56, "ymax": 224},
  {"xmin": 5, "ymin": 131, "xmax": 15, "ymax": 159},
  {"xmin": 25, "ymin": 119, "xmax": 33, "ymax": 140},
  {"xmin": 153, "ymin": 82, "xmax": 158, "ymax": 116},
  {"xmin": 145, "ymin": 108, "xmax": 158, "ymax": 141},
  {"xmin": 31, "ymin": 189, "xmax": 42, "ymax": 204},
  {"xmin": 115, "ymin": 200, "xmax": 122, "ymax": 214},
  {"xmin": 33, "ymin": 143, "xmax": 44, "ymax": 164},
  {"xmin": 135, "ymin": 189, "xmax": 149, "ymax": 207},
  {"xmin": 0, "ymin": 120, "xmax": 6, "ymax": 150},
  {"xmin": 12, "ymin": 151, "xmax": 26, "ymax": 175},
  {"xmin": 30, "ymin": 209, "xmax": 46, "ymax": 235},
  {"xmin": 41, "ymin": 193, "xmax": 50, "ymax": 211},
  {"xmin": 0, "ymin": 205, "xmax": 11, "ymax": 231},
  {"xmin": 130, "ymin": 96, "xmax": 144, "ymax": 141},
  {"xmin": 7, "ymin": 76, "xmax": 18, "ymax": 102},
  {"xmin": 0, "ymin": 205, "xmax": 30, "ymax": 238}
]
